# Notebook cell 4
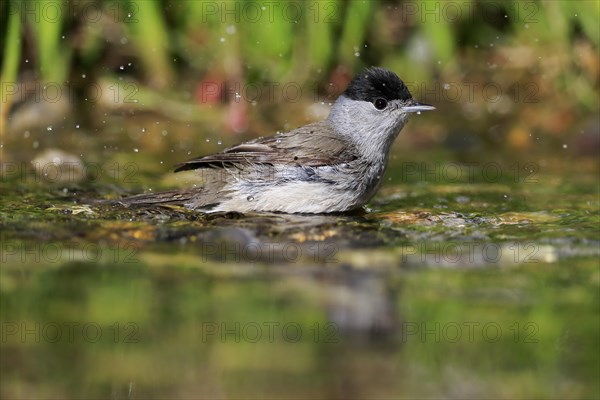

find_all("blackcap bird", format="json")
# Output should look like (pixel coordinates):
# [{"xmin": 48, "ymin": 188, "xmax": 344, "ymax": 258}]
[{"xmin": 120, "ymin": 67, "xmax": 434, "ymax": 213}]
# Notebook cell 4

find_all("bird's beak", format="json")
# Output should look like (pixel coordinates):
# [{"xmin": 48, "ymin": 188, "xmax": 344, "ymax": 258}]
[{"xmin": 402, "ymin": 101, "xmax": 435, "ymax": 113}]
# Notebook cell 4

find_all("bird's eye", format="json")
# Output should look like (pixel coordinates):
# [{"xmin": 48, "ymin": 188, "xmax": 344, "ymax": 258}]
[{"xmin": 374, "ymin": 98, "xmax": 387, "ymax": 110}]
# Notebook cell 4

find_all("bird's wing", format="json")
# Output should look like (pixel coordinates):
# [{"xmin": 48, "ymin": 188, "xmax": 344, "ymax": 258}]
[{"xmin": 174, "ymin": 121, "xmax": 358, "ymax": 172}]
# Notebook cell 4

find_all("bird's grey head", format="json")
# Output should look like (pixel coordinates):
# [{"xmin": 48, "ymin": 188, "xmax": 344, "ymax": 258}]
[{"xmin": 327, "ymin": 67, "xmax": 434, "ymax": 161}]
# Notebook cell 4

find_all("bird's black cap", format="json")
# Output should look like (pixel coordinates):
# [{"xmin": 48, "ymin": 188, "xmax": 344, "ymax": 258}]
[{"xmin": 344, "ymin": 67, "xmax": 413, "ymax": 103}]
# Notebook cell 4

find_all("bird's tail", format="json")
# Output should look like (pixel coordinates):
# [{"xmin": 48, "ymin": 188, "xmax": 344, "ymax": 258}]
[{"xmin": 112, "ymin": 188, "xmax": 202, "ymax": 207}]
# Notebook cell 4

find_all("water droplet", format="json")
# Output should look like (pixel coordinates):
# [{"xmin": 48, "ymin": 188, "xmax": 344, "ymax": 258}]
[
  {"xmin": 134, "ymin": 148, "xmax": 139, "ymax": 153},
  {"xmin": 119, "ymin": 65, "xmax": 125, "ymax": 70},
  {"xmin": 75, "ymin": 124, "xmax": 80, "ymax": 129},
  {"xmin": 205, "ymin": 138, "xmax": 210, "ymax": 143},
  {"xmin": 219, "ymin": 37, "xmax": 225, "ymax": 42},
  {"xmin": 141, "ymin": 128, "xmax": 146, "ymax": 133},
  {"xmin": 443, "ymin": 83, "xmax": 450, "ymax": 90},
  {"xmin": 247, "ymin": 196, "xmax": 254, "ymax": 202},
  {"xmin": 562, "ymin": 144, "xmax": 568, "ymax": 149},
  {"xmin": 46, "ymin": 126, "xmax": 53, "ymax": 131},
  {"xmin": 161, "ymin": 130, "xmax": 168, "ymax": 136},
  {"xmin": 217, "ymin": 140, "xmax": 222, "ymax": 145},
  {"xmin": 416, "ymin": 111, "xmax": 421, "ymax": 115}
]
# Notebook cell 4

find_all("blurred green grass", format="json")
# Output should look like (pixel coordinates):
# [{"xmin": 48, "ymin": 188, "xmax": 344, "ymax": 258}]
[{"xmin": 0, "ymin": 0, "xmax": 598, "ymax": 143}]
